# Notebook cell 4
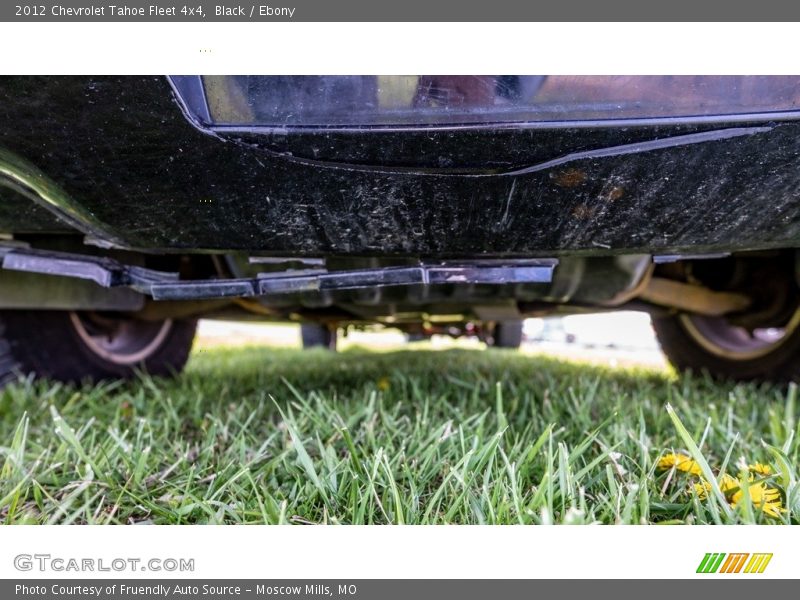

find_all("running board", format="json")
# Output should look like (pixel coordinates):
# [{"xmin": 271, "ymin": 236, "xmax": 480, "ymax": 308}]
[{"xmin": 0, "ymin": 246, "xmax": 557, "ymax": 302}]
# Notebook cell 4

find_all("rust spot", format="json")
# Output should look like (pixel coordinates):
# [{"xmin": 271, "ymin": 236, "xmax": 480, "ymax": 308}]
[
  {"xmin": 571, "ymin": 204, "xmax": 596, "ymax": 219},
  {"xmin": 602, "ymin": 186, "xmax": 625, "ymax": 202},
  {"xmin": 551, "ymin": 168, "xmax": 587, "ymax": 188}
]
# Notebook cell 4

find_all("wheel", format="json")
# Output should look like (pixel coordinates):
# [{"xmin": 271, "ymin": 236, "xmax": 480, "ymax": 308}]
[
  {"xmin": 300, "ymin": 323, "xmax": 337, "ymax": 350},
  {"xmin": 490, "ymin": 320, "xmax": 524, "ymax": 349},
  {"xmin": 0, "ymin": 310, "xmax": 197, "ymax": 385},
  {"xmin": 652, "ymin": 308, "xmax": 800, "ymax": 382}
]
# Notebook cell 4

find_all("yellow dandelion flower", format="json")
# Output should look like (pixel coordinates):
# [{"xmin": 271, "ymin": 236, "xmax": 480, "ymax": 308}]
[
  {"xmin": 657, "ymin": 452, "xmax": 703, "ymax": 476},
  {"xmin": 748, "ymin": 462, "xmax": 772, "ymax": 476},
  {"xmin": 719, "ymin": 473, "xmax": 740, "ymax": 495},
  {"xmin": 692, "ymin": 480, "xmax": 712, "ymax": 499},
  {"xmin": 730, "ymin": 482, "xmax": 784, "ymax": 518},
  {"xmin": 377, "ymin": 377, "xmax": 390, "ymax": 391},
  {"xmin": 692, "ymin": 474, "xmax": 740, "ymax": 500},
  {"xmin": 686, "ymin": 464, "xmax": 785, "ymax": 519}
]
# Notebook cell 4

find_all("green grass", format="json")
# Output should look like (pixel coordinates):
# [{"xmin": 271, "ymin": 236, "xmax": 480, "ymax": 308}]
[{"xmin": 0, "ymin": 345, "xmax": 798, "ymax": 524}]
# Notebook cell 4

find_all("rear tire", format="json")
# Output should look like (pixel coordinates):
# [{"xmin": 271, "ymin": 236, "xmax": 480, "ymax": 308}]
[
  {"xmin": 0, "ymin": 310, "xmax": 196, "ymax": 385},
  {"xmin": 490, "ymin": 320, "xmax": 524, "ymax": 349},
  {"xmin": 300, "ymin": 323, "xmax": 337, "ymax": 350},
  {"xmin": 653, "ymin": 309, "xmax": 800, "ymax": 382}
]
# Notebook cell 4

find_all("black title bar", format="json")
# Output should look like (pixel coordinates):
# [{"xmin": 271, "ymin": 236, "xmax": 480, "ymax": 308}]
[
  {"xmin": 4, "ymin": 579, "xmax": 800, "ymax": 600},
  {"xmin": 4, "ymin": 0, "xmax": 800, "ymax": 21}
]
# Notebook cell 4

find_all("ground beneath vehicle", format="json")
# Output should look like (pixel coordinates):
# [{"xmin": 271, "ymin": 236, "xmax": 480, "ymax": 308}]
[
  {"xmin": 3, "ymin": 76, "xmax": 800, "ymax": 383},
  {"xmin": 303, "ymin": 319, "xmax": 525, "ymax": 351}
]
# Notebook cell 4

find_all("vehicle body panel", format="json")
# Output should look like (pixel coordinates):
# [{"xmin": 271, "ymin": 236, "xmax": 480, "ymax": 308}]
[{"xmin": 1, "ymin": 76, "xmax": 800, "ymax": 257}]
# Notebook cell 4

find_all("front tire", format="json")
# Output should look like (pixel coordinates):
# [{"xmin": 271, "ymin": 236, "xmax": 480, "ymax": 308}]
[
  {"xmin": 653, "ymin": 309, "xmax": 800, "ymax": 382},
  {"xmin": 0, "ymin": 310, "xmax": 196, "ymax": 385}
]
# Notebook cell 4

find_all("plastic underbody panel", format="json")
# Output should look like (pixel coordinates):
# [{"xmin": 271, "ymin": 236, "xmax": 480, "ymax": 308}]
[{"xmin": 0, "ymin": 76, "xmax": 799, "ymax": 258}]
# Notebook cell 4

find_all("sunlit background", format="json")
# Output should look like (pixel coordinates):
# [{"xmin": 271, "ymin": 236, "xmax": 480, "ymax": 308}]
[{"xmin": 196, "ymin": 311, "xmax": 667, "ymax": 370}]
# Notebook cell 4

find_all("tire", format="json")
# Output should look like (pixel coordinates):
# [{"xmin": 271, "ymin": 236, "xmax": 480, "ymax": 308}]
[
  {"xmin": 0, "ymin": 310, "xmax": 196, "ymax": 385},
  {"xmin": 300, "ymin": 323, "xmax": 337, "ymax": 350},
  {"xmin": 652, "ymin": 309, "xmax": 800, "ymax": 382},
  {"xmin": 491, "ymin": 320, "xmax": 524, "ymax": 349}
]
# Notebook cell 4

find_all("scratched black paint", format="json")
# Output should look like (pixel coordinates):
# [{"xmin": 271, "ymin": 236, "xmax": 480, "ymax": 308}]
[{"xmin": 1, "ymin": 76, "xmax": 799, "ymax": 257}]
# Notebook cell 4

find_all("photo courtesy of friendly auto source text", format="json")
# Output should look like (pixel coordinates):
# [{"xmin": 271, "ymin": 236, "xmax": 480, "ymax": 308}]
[{"xmin": 0, "ymin": 2, "xmax": 798, "ymax": 596}]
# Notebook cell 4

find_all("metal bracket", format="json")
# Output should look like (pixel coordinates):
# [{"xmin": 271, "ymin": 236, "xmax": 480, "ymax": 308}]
[
  {"xmin": 0, "ymin": 245, "xmax": 557, "ymax": 302},
  {"xmin": 0, "ymin": 247, "xmax": 177, "ymax": 290},
  {"xmin": 652, "ymin": 252, "xmax": 730, "ymax": 264}
]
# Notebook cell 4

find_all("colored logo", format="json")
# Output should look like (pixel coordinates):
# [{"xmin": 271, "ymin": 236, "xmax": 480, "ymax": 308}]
[{"xmin": 697, "ymin": 553, "xmax": 773, "ymax": 574}]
